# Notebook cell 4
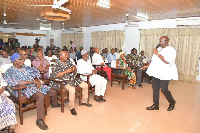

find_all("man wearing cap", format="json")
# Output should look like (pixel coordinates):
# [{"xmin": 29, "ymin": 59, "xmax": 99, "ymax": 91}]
[
  {"xmin": 49, "ymin": 51, "xmax": 92, "ymax": 116},
  {"xmin": 4, "ymin": 53, "xmax": 60, "ymax": 130},
  {"xmin": 77, "ymin": 50, "xmax": 107, "ymax": 102}
]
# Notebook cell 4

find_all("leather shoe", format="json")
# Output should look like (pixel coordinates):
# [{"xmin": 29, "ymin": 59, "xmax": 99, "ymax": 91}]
[
  {"xmin": 81, "ymin": 102, "xmax": 92, "ymax": 107},
  {"xmin": 146, "ymin": 104, "xmax": 159, "ymax": 110},
  {"xmin": 93, "ymin": 97, "xmax": 102, "ymax": 103},
  {"xmin": 99, "ymin": 96, "xmax": 106, "ymax": 102},
  {"xmin": 167, "ymin": 101, "xmax": 176, "ymax": 111},
  {"xmin": 70, "ymin": 108, "xmax": 77, "ymax": 116},
  {"xmin": 36, "ymin": 119, "xmax": 48, "ymax": 130},
  {"xmin": 51, "ymin": 103, "xmax": 61, "ymax": 108}
]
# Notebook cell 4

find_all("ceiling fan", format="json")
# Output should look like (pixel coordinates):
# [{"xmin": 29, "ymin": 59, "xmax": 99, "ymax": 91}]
[
  {"xmin": 25, "ymin": 0, "xmax": 71, "ymax": 13},
  {"xmin": 124, "ymin": 14, "xmax": 139, "ymax": 27},
  {"xmin": 3, "ymin": 13, "xmax": 20, "ymax": 25}
]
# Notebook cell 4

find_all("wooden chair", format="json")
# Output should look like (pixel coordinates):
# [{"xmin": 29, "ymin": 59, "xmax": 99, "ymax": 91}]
[
  {"xmin": 111, "ymin": 67, "xmax": 129, "ymax": 90},
  {"xmin": 50, "ymin": 79, "xmax": 82, "ymax": 113},
  {"xmin": 5, "ymin": 86, "xmax": 48, "ymax": 125},
  {"xmin": 92, "ymin": 64, "xmax": 107, "ymax": 78},
  {"xmin": 40, "ymin": 71, "xmax": 50, "ymax": 85},
  {"xmin": 77, "ymin": 73, "xmax": 95, "ymax": 102}
]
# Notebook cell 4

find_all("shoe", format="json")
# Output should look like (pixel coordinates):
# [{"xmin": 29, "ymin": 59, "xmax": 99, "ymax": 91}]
[
  {"xmin": 167, "ymin": 101, "xmax": 176, "ymax": 111},
  {"xmin": 146, "ymin": 104, "xmax": 159, "ymax": 110},
  {"xmin": 93, "ymin": 97, "xmax": 102, "ymax": 103},
  {"xmin": 36, "ymin": 119, "xmax": 48, "ymax": 130},
  {"xmin": 99, "ymin": 96, "xmax": 106, "ymax": 102},
  {"xmin": 81, "ymin": 102, "xmax": 93, "ymax": 107},
  {"xmin": 51, "ymin": 103, "xmax": 61, "ymax": 108},
  {"xmin": 138, "ymin": 84, "xmax": 143, "ymax": 88},
  {"xmin": 70, "ymin": 108, "xmax": 77, "ymax": 116},
  {"xmin": 22, "ymin": 103, "xmax": 27, "ymax": 108}
]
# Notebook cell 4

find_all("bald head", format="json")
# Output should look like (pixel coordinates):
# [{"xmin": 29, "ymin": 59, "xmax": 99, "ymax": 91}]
[
  {"xmin": 59, "ymin": 51, "xmax": 69, "ymax": 62},
  {"xmin": 159, "ymin": 36, "xmax": 169, "ymax": 48},
  {"xmin": 94, "ymin": 48, "xmax": 99, "ymax": 54}
]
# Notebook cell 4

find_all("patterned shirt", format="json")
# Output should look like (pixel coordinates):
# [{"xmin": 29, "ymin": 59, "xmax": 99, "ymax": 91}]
[
  {"xmin": 49, "ymin": 60, "xmax": 82, "ymax": 89},
  {"xmin": 125, "ymin": 54, "xmax": 144, "ymax": 68},
  {"xmin": 4, "ymin": 65, "xmax": 50, "ymax": 99}
]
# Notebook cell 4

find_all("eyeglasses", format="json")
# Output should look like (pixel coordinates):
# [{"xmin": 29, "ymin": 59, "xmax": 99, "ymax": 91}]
[{"xmin": 17, "ymin": 59, "xmax": 25, "ymax": 61}]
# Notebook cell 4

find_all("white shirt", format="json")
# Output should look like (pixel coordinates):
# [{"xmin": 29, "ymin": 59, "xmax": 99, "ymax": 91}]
[
  {"xmin": 24, "ymin": 59, "xmax": 31, "ymax": 67},
  {"xmin": 44, "ymin": 55, "xmax": 58, "ymax": 65},
  {"xmin": 92, "ymin": 53, "xmax": 104, "ymax": 65},
  {"xmin": 77, "ymin": 59, "xmax": 94, "ymax": 81},
  {"xmin": 146, "ymin": 46, "xmax": 178, "ymax": 80},
  {"xmin": 114, "ymin": 52, "xmax": 119, "ymax": 59}
]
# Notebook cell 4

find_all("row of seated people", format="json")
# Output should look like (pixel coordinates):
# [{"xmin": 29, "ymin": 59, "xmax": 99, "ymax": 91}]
[{"xmin": 0, "ymin": 49, "xmax": 108, "ymax": 131}]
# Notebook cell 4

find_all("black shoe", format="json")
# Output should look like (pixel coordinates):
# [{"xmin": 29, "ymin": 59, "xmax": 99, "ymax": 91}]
[
  {"xmin": 146, "ymin": 104, "xmax": 159, "ymax": 110},
  {"xmin": 167, "ymin": 101, "xmax": 176, "ymax": 111},
  {"xmin": 36, "ymin": 119, "xmax": 48, "ymax": 130},
  {"xmin": 22, "ymin": 103, "xmax": 27, "ymax": 108},
  {"xmin": 70, "ymin": 108, "xmax": 77, "ymax": 116},
  {"xmin": 99, "ymin": 96, "xmax": 106, "ymax": 102},
  {"xmin": 81, "ymin": 102, "xmax": 92, "ymax": 107},
  {"xmin": 146, "ymin": 81, "xmax": 152, "ymax": 84},
  {"xmin": 138, "ymin": 84, "xmax": 143, "ymax": 88},
  {"xmin": 93, "ymin": 97, "xmax": 102, "ymax": 103},
  {"xmin": 51, "ymin": 103, "xmax": 61, "ymax": 108}
]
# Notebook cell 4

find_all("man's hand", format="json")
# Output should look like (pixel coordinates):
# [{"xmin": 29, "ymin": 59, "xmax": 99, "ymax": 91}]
[
  {"xmin": 92, "ymin": 69, "xmax": 97, "ymax": 74},
  {"xmin": 100, "ymin": 62, "xmax": 105, "ymax": 65},
  {"xmin": 153, "ymin": 48, "xmax": 158, "ymax": 55},
  {"xmin": 141, "ymin": 65, "xmax": 148, "ymax": 70},
  {"xmin": 33, "ymin": 80, "xmax": 41, "ymax": 89}
]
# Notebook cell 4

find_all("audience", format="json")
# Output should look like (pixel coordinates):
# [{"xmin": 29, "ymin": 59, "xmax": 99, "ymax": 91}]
[
  {"xmin": 77, "ymin": 50, "xmax": 107, "ymax": 102},
  {"xmin": 44, "ymin": 49, "xmax": 58, "ymax": 66},
  {"xmin": 49, "ymin": 51, "xmax": 92, "ymax": 116},
  {"xmin": 4, "ymin": 53, "xmax": 60, "ymax": 130}
]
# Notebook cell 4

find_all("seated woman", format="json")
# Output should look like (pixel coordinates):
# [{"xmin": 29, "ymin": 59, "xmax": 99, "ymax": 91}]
[
  {"xmin": 0, "ymin": 72, "xmax": 17, "ymax": 133},
  {"xmin": 116, "ymin": 52, "xmax": 136, "ymax": 89}
]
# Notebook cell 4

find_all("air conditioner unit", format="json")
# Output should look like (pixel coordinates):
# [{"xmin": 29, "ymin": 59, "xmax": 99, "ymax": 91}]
[{"xmin": 74, "ymin": 28, "xmax": 84, "ymax": 32}]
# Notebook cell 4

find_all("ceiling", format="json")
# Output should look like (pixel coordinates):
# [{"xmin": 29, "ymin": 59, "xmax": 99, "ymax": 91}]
[{"xmin": 0, "ymin": 0, "xmax": 200, "ymax": 30}]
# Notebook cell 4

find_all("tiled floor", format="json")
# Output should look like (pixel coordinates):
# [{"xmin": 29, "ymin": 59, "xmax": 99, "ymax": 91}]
[{"xmin": 3, "ymin": 80, "xmax": 200, "ymax": 133}]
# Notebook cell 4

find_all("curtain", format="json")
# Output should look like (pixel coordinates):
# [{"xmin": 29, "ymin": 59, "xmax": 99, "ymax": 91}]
[
  {"xmin": 61, "ymin": 33, "xmax": 84, "ymax": 50},
  {"xmin": 140, "ymin": 28, "xmax": 200, "ymax": 82},
  {"xmin": 91, "ymin": 30, "xmax": 125, "ymax": 53}
]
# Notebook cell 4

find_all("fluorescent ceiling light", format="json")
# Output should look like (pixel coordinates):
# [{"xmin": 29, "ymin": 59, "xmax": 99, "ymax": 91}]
[{"xmin": 97, "ymin": 0, "xmax": 110, "ymax": 8}]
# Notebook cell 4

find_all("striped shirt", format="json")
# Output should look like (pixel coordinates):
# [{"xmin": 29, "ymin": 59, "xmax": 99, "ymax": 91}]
[{"xmin": 4, "ymin": 65, "xmax": 50, "ymax": 98}]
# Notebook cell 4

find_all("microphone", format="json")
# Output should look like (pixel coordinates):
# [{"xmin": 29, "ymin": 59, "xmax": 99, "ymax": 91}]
[{"xmin": 156, "ymin": 44, "xmax": 161, "ymax": 49}]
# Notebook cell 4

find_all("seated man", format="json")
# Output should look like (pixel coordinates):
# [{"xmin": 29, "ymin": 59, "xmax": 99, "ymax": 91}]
[
  {"xmin": 107, "ymin": 48, "xmax": 117, "ymax": 67},
  {"xmin": 92, "ymin": 48, "xmax": 111, "ymax": 81},
  {"xmin": 32, "ymin": 50, "xmax": 50, "ymax": 80},
  {"xmin": 49, "ymin": 51, "xmax": 92, "ymax": 116},
  {"xmin": 4, "ymin": 53, "xmax": 60, "ymax": 130},
  {"xmin": 77, "ymin": 50, "xmax": 107, "ymax": 102},
  {"xmin": 44, "ymin": 49, "xmax": 58, "ymax": 66},
  {"xmin": 0, "ymin": 51, "xmax": 11, "ymax": 66},
  {"xmin": 19, "ymin": 50, "xmax": 31, "ymax": 67}
]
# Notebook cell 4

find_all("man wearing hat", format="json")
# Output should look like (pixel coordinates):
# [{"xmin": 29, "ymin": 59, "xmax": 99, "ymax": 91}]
[
  {"xmin": 77, "ymin": 50, "xmax": 107, "ymax": 102},
  {"xmin": 4, "ymin": 53, "xmax": 60, "ymax": 130},
  {"xmin": 49, "ymin": 51, "xmax": 92, "ymax": 116}
]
